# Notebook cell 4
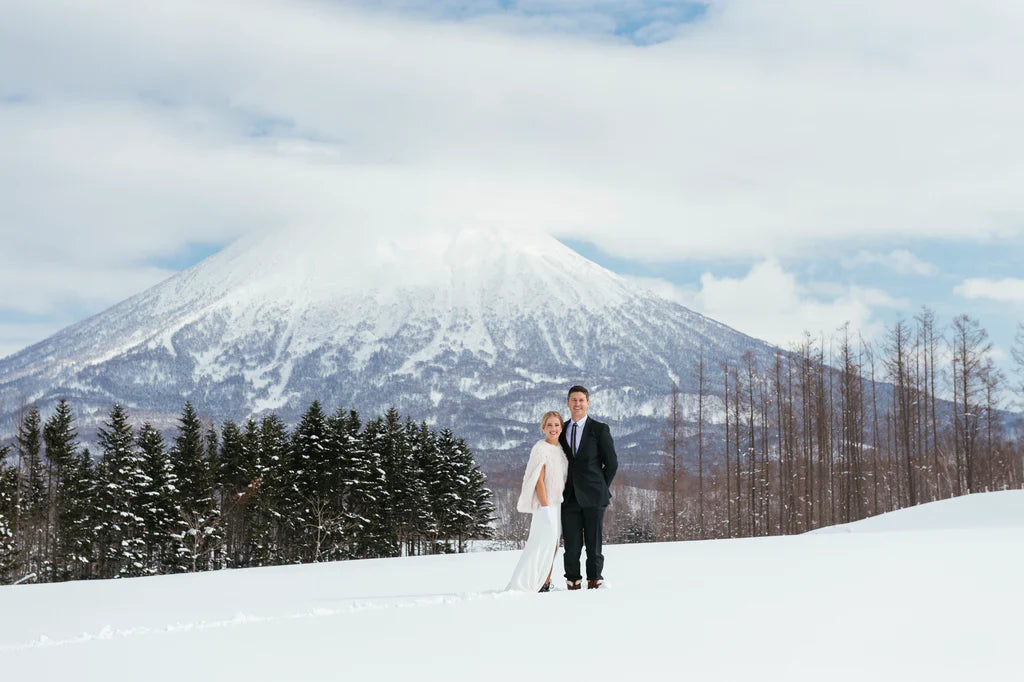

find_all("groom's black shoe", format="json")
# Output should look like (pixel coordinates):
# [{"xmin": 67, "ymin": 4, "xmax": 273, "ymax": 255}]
[
  {"xmin": 567, "ymin": 579, "xmax": 582, "ymax": 590},
  {"xmin": 538, "ymin": 581, "xmax": 551, "ymax": 593},
  {"xmin": 587, "ymin": 579, "xmax": 603, "ymax": 590}
]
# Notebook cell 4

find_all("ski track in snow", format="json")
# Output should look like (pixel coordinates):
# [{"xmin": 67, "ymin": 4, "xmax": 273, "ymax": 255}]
[{"xmin": 0, "ymin": 589, "xmax": 522, "ymax": 652}]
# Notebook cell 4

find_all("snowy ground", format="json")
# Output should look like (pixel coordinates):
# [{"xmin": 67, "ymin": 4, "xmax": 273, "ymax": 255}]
[{"xmin": 3, "ymin": 491, "xmax": 1023, "ymax": 681}]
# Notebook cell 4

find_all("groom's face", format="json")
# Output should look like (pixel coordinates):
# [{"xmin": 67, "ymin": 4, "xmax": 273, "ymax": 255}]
[{"xmin": 567, "ymin": 391, "xmax": 589, "ymax": 421}]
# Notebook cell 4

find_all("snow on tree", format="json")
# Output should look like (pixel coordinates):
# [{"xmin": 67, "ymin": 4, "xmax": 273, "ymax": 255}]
[
  {"xmin": 137, "ymin": 422, "xmax": 179, "ymax": 575},
  {"xmin": 44, "ymin": 399, "xmax": 92, "ymax": 581},
  {"xmin": 1, "ymin": 399, "xmax": 501, "ymax": 582},
  {"xmin": 16, "ymin": 406, "xmax": 47, "ymax": 577},
  {"xmin": 0, "ymin": 451, "xmax": 18, "ymax": 583},
  {"xmin": 246, "ymin": 414, "xmax": 290, "ymax": 566},
  {"xmin": 407, "ymin": 420, "xmax": 441, "ymax": 553},
  {"xmin": 95, "ymin": 404, "xmax": 149, "ymax": 579},
  {"xmin": 217, "ymin": 419, "xmax": 258, "ymax": 567},
  {"xmin": 290, "ymin": 401, "xmax": 339, "ymax": 562},
  {"xmin": 333, "ymin": 410, "xmax": 389, "ymax": 559},
  {"xmin": 438, "ymin": 428, "xmax": 495, "ymax": 552},
  {"xmin": 365, "ymin": 408, "xmax": 427, "ymax": 557},
  {"xmin": 55, "ymin": 448, "xmax": 96, "ymax": 581},
  {"xmin": 169, "ymin": 402, "xmax": 221, "ymax": 572}
]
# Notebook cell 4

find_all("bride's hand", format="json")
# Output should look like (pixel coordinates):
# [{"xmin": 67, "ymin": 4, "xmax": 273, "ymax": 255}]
[{"xmin": 540, "ymin": 505, "xmax": 559, "ymax": 526}]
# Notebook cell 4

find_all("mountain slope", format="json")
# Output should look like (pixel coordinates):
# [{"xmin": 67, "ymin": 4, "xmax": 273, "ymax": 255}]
[{"xmin": 0, "ymin": 227, "xmax": 776, "ymax": 464}]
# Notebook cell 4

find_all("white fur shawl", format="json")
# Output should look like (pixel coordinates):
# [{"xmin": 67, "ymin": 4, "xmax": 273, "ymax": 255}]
[{"xmin": 516, "ymin": 440, "xmax": 568, "ymax": 513}]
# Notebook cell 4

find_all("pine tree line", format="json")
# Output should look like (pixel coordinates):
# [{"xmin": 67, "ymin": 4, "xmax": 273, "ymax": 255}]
[
  {"xmin": 651, "ymin": 312, "xmax": 1024, "ymax": 542},
  {"xmin": 0, "ymin": 401, "xmax": 494, "ymax": 585}
]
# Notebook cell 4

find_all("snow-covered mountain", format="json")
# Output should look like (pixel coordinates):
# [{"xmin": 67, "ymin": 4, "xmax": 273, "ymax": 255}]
[{"xmin": 0, "ymin": 227, "xmax": 777, "ymax": 466}]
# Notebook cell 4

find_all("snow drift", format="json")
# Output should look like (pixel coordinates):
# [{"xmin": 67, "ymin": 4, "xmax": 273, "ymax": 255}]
[{"xmin": 2, "ymin": 490, "xmax": 1022, "ymax": 680}]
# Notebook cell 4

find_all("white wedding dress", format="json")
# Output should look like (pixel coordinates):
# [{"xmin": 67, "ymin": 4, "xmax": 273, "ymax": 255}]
[{"xmin": 506, "ymin": 440, "xmax": 568, "ymax": 592}]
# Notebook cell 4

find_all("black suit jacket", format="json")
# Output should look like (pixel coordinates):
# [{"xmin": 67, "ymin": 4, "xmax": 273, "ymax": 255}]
[{"xmin": 559, "ymin": 416, "xmax": 618, "ymax": 508}]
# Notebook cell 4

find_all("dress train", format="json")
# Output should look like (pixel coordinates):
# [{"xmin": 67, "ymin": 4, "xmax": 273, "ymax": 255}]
[{"xmin": 506, "ymin": 512, "xmax": 560, "ymax": 592}]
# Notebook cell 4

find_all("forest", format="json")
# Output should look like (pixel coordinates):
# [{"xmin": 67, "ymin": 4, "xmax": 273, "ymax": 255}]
[
  {"xmin": 0, "ymin": 401, "xmax": 494, "ymax": 585},
  {"xmin": 621, "ymin": 312, "xmax": 1024, "ymax": 543}
]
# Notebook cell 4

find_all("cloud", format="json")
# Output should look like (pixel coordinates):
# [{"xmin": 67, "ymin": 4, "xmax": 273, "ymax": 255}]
[
  {"xmin": 0, "ymin": 259, "xmax": 174, "ymax": 317},
  {"xmin": 0, "ymin": 0, "xmax": 1022, "ymax": 352},
  {"xmin": 954, "ymin": 278, "xmax": 1024, "ymax": 304},
  {"xmin": 0, "ymin": 322, "xmax": 70, "ymax": 360},
  {"xmin": 633, "ymin": 261, "xmax": 908, "ymax": 347},
  {"xmin": 2, "ymin": 1, "xmax": 1022, "ymax": 253},
  {"xmin": 842, "ymin": 249, "xmax": 939, "ymax": 276}
]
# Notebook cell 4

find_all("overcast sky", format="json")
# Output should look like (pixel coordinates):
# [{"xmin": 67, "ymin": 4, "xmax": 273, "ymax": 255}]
[{"xmin": 1, "ymin": 0, "xmax": 1022, "ymax": 380}]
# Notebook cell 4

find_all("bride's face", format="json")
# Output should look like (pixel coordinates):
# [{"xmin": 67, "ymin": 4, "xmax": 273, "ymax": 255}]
[{"xmin": 542, "ymin": 417, "xmax": 563, "ymax": 440}]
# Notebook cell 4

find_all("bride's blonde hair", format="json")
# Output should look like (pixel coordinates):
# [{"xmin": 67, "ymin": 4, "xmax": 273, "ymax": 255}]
[{"xmin": 540, "ymin": 411, "xmax": 564, "ymax": 430}]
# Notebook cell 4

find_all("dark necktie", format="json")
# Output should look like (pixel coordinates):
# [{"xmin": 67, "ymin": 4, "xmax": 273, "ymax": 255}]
[{"xmin": 571, "ymin": 422, "xmax": 578, "ymax": 456}]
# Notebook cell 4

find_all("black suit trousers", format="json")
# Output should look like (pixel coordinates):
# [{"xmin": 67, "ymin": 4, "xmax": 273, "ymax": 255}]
[{"xmin": 561, "ymin": 489, "xmax": 605, "ymax": 582}]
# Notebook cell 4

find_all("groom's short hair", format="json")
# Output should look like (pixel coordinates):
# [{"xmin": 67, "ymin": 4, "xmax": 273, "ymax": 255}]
[{"xmin": 567, "ymin": 385, "xmax": 589, "ymax": 400}]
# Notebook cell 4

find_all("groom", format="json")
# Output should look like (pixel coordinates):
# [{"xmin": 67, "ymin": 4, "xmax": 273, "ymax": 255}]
[{"xmin": 559, "ymin": 385, "xmax": 618, "ymax": 590}]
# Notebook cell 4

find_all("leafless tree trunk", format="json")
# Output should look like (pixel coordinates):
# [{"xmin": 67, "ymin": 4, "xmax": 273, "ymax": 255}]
[
  {"xmin": 696, "ymin": 351, "xmax": 706, "ymax": 538},
  {"xmin": 723, "ymin": 364, "xmax": 733, "ymax": 537},
  {"xmin": 885, "ymin": 320, "xmax": 917, "ymax": 507},
  {"xmin": 662, "ymin": 383, "xmax": 682, "ymax": 542},
  {"xmin": 951, "ymin": 314, "xmax": 991, "ymax": 494}
]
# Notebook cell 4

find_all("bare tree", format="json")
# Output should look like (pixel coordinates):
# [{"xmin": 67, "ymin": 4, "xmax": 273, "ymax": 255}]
[
  {"xmin": 300, "ymin": 492, "xmax": 347, "ymax": 562},
  {"xmin": 916, "ymin": 307, "xmax": 944, "ymax": 499},
  {"xmin": 743, "ymin": 351, "xmax": 758, "ymax": 535},
  {"xmin": 661, "ymin": 382, "xmax": 683, "ymax": 542},
  {"xmin": 981, "ymin": 359, "xmax": 1002, "ymax": 491},
  {"xmin": 885, "ymin": 320, "xmax": 917, "ymax": 507},
  {"xmin": 951, "ymin": 314, "xmax": 992, "ymax": 494},
  {"xmin": 722, "ymin": 363, "xmax": 733, "ymax": 537},
  {"xmin": 1012, "ymin": 322, "xmax": 1024, "ymax": 407},
  {"xmin": 696, "ymin": 351, "xmax": 706, "ymax": 538},
  {"xmin": 837, "ymin": 324, "xmax": 865, "ymax": 522}
]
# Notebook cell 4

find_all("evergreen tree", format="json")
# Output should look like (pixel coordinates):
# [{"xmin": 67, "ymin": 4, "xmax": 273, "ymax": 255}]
[
  {"xmin": 326, "ymin": 409, "xmax": 388, "ymax": 559},
  {"xmin": 405, "ymin": 420, "xmax": 437, "ymax": 554},
  {"xmin": 205, "ymin": 423, "xmax": 221, "ymax": 495},
  {"xmin": 323, "ymin": 408, "xmax": 355, "ymax": 559},
  {"xmin": 247, "ymin": 415, "xmax": 290, "ymax": 566},
  {"xmin": 291, "ymin": 401, "xmax": 340, "ymax": 562},
  {"xmin": 137, "ymin": 422, "xmax": 179, "ymax": 574},
  {"xmin": 217, "ymin": 421, "xmax": 249, "ymax": 492},
  {"xmin": 230, "ymin": 418, "xmax": 263, "ymax": 567},
  {"xmin": 16, "ymin": 407, "xmax": 47, "ymax": 577},
  {"xmin": 359, "ymin": 417, "xmax": 398, "ymax": 556},
  {"xmin": 95, "ymin": 404, "xmax": 148, "ymax": 578},
  {"xmin": 56, "ymin": 447, "xmax": 97, "ymax": 581},
  {"xmin": 442, "ymin": 430, "xmax": 495, "ymax": 552},
  {"xmin": 366, "ymin": 408, "xmax": 422, "ymax": 556},
  {"xmin": 43, "ymin": 399, "xmax": 84, "ymax": 581},
  {"xmin": 428, "ymin": 427, "xmax": 463, "ymax": 552},
  {"xmin": 217, "ymin": 420, "xmax": 251, "ymax": 567},
  {"xmin": 0, "ymin": 451, "xmax": 18, "ymax": 583},
  {"xmin": 169, "ymin": 402, "xmax": 221, "ymax": 572}
]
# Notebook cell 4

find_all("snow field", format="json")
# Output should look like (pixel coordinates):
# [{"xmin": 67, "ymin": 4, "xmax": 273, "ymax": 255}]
[{"xmin": 2, "ymin": 491, "xmax": 1023, "ymax": 680}]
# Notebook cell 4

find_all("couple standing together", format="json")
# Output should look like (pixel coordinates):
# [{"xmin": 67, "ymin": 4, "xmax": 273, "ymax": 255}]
[{"xmin": 507, "ymin": 385, "xmax": 618, "ymax": 592}]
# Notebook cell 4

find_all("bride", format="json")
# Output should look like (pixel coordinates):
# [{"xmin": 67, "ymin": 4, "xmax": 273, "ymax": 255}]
[{"xmin": 507, "ymin": 411, "xmax": 568, "ymax": 593}]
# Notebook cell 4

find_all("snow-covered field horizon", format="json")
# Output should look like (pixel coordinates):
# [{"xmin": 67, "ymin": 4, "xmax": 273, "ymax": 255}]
[{"xmin": 3, "ymin": 491, "xmax": 1023, "ymax": 681}]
